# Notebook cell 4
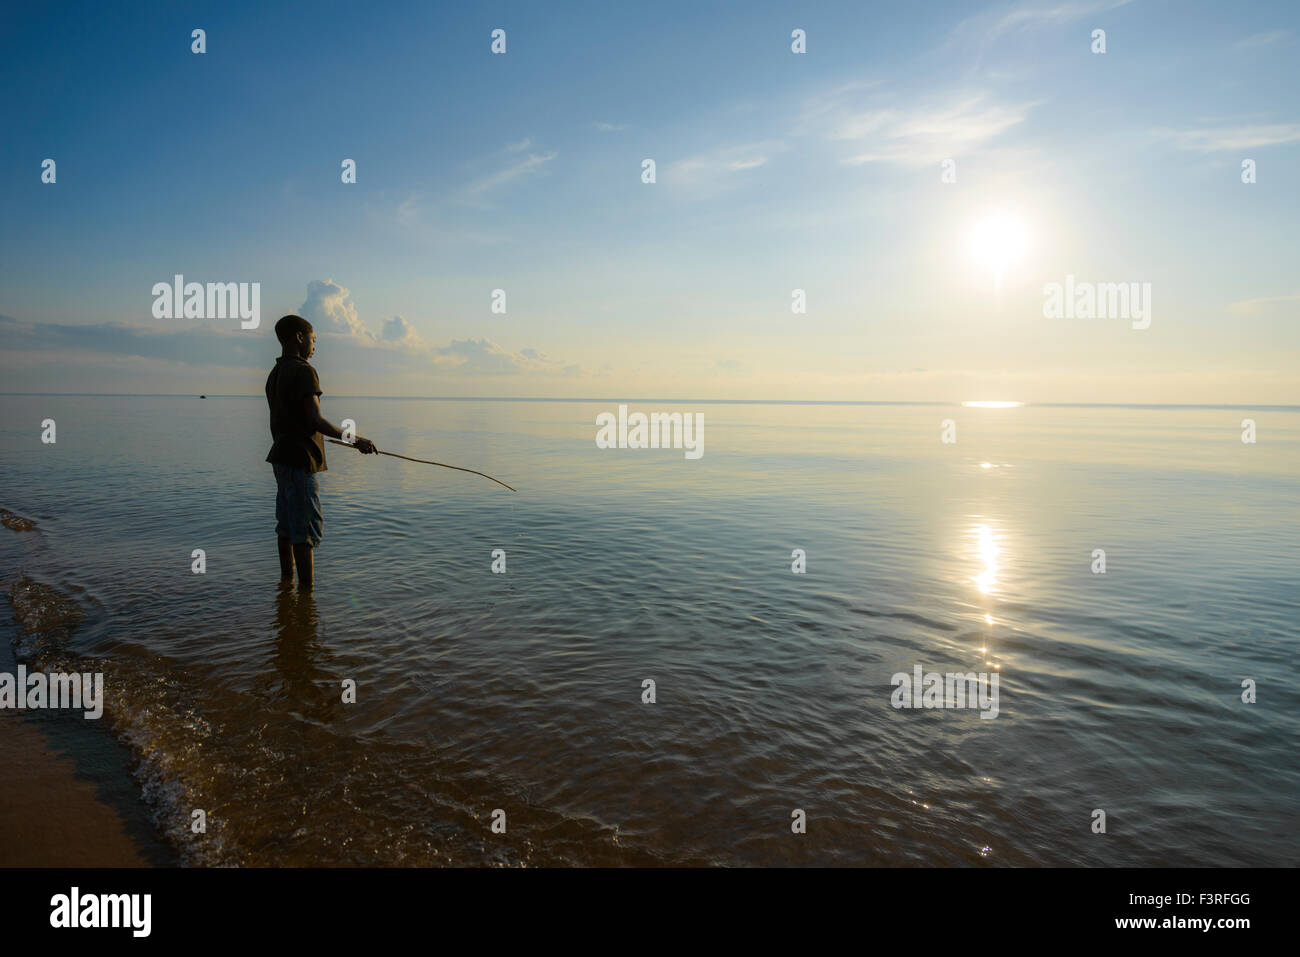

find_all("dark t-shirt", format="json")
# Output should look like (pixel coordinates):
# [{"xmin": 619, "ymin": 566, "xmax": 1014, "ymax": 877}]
[{"xmin": 265, "ymin": 356, "xmax": 327, "ymax": 472}]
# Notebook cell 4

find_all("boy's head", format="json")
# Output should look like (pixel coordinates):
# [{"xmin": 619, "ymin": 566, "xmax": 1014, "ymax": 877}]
[{"xmin": 274, "ymin": 314, "xmax": 315, "ymax": 359}]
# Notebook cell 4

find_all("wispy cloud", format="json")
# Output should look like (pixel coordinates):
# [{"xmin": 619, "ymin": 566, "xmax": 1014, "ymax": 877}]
[
  {"xmin": 1228, "ymin": 292, "xmax": 1300, "ymax": 316},
  {"xmin": 809, "ymin": 89, "xmax": 1033, "ymax": 167},
  {"xmin": 1154, "ymin": 123, "xmax": 1300, "ymax": 151},
  {"xmin": 1233, "ymin": 29, "xmax": 1291, "ymax": 50},
  {"xmin": 463, "ymin": 146, "xmax": 558, "ymax": 198},
  {"xmin": 665, "ymin": 141, "xmax": 779, "ymax": 195},
  {"xmin": 795, "ymin": 80, "xmax": 883, "ymax": 128},
  {"xmin": 952, "ymin": 0, "xmax": 1133, "ymax": 45},
  {"xmin": 394, "ymin": 192, "xmax": 423, "ymax": 227},
  {"xmin": 592, "ymin": 121, "xmax": 627, "ymax": 132}
]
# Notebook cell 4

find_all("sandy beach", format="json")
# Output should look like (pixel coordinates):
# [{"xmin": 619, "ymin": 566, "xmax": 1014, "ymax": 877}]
[{"xmin": 1, "ymin": 517, "xmax": 173, "ymax": 867}]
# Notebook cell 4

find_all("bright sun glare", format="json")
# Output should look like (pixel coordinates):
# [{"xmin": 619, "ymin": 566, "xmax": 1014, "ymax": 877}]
[{"xmin": 968, "ymin": 213, "xmax": 1031, "ymax": 286}]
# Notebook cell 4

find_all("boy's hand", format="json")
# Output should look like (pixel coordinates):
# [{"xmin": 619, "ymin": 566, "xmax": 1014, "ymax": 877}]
[{"xmin": 354, "ymin": 437, "xmax": 378, "ymax": 454}]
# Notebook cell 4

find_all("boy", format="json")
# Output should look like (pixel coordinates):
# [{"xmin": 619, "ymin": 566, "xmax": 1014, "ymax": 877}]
[{"xmin": 265, "ymin": 314, "xmax": 376, "ymax": 589}]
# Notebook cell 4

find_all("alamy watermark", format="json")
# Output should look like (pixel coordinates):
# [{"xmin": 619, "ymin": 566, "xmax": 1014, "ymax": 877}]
[
  {"xmin": 0, "ymin": 666, "xmax": 104, "ymax": 719},
  {"xmin": 1043, "ymin": 275, "xmax": 1151, "ymax": 329},
  {"xmin": 595, "ymin": 404, "xmax": 704, "ymax": 459},
  {"xmin": 152, "ymin": 274, "xmax": 260, "ymax": 329},
  {"xmin": 891, "ymin": 665, "xmax": 999, "ymax": 719},
  {"xmin": 50, "ymin": 887, "xmax": 150, "ymax": 937}
]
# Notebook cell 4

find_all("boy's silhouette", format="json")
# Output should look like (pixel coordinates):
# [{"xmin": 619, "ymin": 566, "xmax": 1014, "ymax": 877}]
[{"xmin": 265, "ymin": 314, "xmax": 376, "ymax": 589}]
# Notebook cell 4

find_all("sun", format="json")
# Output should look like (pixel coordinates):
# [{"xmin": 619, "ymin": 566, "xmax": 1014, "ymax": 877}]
[{"xmin": 968, "ymin": 212, "xmax": 1031, "ymax": 287}]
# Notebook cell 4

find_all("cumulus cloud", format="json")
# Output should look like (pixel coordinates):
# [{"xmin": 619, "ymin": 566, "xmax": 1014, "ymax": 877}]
[
  {"xmin": 299, "ymin": 278, "xmax": 371, "ymax": 338},
  {"xmin": 296, "ymin": 281, "xmax": 566, "ymax": 376},
  {"xmin": 297, "ymin": 281, "xmax": 422, "ymax": 352},
  {"xmin": 379, "ymin": 314, "xmax": 424, "ymax": 348}
]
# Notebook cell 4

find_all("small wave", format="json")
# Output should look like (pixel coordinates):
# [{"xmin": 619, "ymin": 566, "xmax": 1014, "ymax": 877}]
[
  {"xmin": 5, "ymin": 574, "xmax": 230, "ymax": 866},
  {"xmin": 6, "ymin": 576, "xmax": 83, "ymax": 659},
  {"xmin": 851, "ymin": 604, "xmax": 957, "ymax": 633}
]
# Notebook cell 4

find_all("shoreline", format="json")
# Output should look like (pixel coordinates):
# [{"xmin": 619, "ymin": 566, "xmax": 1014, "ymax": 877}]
[
  {"xmin": 0, "ymin": 638, "xmax": 175, "ymax": 867},
  {"xmin": 1, "ymin": 523, "xmax": 175, "ymax": 868}
]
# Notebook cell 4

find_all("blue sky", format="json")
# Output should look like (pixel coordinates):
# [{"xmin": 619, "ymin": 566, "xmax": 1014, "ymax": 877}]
[{"xmin": 1, "ymin": 0, "xmax": 1298, "ymax": 401}]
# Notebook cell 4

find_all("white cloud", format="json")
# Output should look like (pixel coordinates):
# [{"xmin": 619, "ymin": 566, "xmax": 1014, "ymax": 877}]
[
  {"xmin": 300, "ymin": 279, "xmax": 372, "ymax": 339},
  {"xmin": 0, "ymin": 285, "xmax": 575, "ymax": 382},
  {"xmin": 296, "ymin": 281, "xmax": 568, "ymax": 376},
  {"xmin": 592, "ymin": 121, "xmax": 628, "ymax": 132},
  {"xmin": 951, "ymin": 0, "xmax": 1133, "ymax": 45},
  {"xmin": 665, "ymin": 142, "xmax": 779, "ymax": 195},
  {"xmin": 433, "ymin": 337, "xmax": 565, "ymax": 376},
  {"xmin": 463, "ymin": 149, "xmax": 558, "ymax": 198},
  {"xmin": 1228, "ymin": 292, "xmax": 1300, "ymax": 316},
  {"xmin": 811, "ymin": 90, "xmax": 1033, "ymax": 168},
  {"xmin": 796, "ymin": 80, "xmax": 882, "ymax": 127},
  {"xmin": 1153, "ymin": 123, "xmax": 1300, "ymax": 151},
  {"xmin": 379, "ymin": 314, "xmax": 424, "ymax": 347},
  {"xmin": 1233, "ymin": 30, "xmax": 1291, "ymax": 50}
]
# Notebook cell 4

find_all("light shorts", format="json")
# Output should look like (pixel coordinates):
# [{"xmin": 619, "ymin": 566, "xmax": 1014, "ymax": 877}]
[{"xmin": 273, "ymin": 463, "xmax": 323, "ymax": 547}]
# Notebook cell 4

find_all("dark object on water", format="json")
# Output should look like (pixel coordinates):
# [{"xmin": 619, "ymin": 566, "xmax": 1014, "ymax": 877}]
[
  {"xmin": 326, "ymin": 438, "xmax": 517, "ymax": 492},
  {"xmin": 200, "ymin": 395, "xmax": 206, "ymax": 398},
  {"xmin": 1, "ymin": 508, "xmax": 38, "ymax": 532}
]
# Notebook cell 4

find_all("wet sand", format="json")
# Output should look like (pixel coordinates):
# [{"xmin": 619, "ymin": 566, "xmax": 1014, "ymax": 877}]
[
  {"xmin": 0, "ymin": 642, "xmax": 173, "ymax": 865},
  {"xmin": 1, "ymin": 512, "xmax": 173, "ymax": 867}
]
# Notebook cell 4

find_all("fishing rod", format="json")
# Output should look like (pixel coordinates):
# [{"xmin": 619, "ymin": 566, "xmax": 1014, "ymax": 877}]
[{"xmin": 327, "ymin": 438, "xmax": 517, "ymax": 492}]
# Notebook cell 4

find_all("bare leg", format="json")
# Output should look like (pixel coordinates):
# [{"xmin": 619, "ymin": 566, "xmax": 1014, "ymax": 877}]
[
  {"xmin": 292, "ymin": 543, "xmax": 314, "ymax": 591},
  {"xmin": 278, "ymin": 536, "xmax": 295, "ymax": 582}
]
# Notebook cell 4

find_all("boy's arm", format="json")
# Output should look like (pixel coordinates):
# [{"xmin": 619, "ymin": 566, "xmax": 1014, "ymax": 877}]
[{"xmin": 302, "ymin": 393, "xmax": 377, "ymax": 453}]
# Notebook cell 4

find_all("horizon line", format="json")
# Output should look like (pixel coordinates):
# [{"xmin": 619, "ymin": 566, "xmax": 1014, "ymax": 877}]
[{"xmin": 1, "ymin": 393, "xmax": 1297, "ymax": 411}]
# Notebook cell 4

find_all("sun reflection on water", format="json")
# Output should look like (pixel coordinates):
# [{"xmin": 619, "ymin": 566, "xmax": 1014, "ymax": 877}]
[
  {"xmin": 974, "ymin": 523, "xmax": 1000, "ymax": 595},
  {"xmin": 968, "ymin": 522, "xmax": 1008, "ymax": 678}
]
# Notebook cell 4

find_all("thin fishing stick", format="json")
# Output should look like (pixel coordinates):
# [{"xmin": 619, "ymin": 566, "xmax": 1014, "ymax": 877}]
[{"xmin": 327, "ymin": 439, "xmax": 516, "ymax": 492}]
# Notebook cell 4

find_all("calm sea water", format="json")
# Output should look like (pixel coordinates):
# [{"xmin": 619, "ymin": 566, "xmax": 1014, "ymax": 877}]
[{"xmin": 1, "ymin": 395, "xmax": 1297, "ymax": 866}]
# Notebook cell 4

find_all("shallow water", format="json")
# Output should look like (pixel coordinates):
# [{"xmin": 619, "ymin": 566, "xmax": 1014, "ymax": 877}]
[{"xmin": 1, "ymin": 396, "xmax": 1297, "ymax": 866}]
